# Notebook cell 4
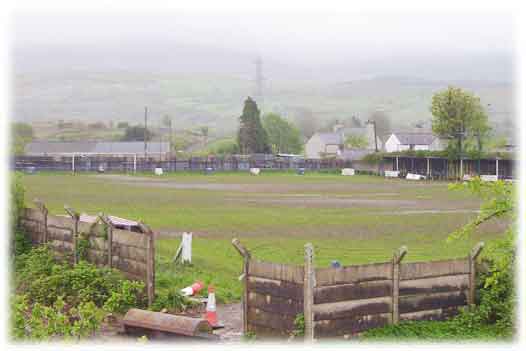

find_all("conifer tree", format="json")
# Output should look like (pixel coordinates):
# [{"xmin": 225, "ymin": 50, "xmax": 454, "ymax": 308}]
[{"xmin": 237, "ymin": 97, "xmax": 270, "ymax": 154}]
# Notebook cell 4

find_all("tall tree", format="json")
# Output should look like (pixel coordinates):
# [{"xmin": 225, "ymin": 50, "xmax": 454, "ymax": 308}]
[
  {"xmin": 237, "ymin": 97, "xmax": 270, "ymax": 154},
  {"xmin": 262, "ymin": 113, "xmax": 303, "ymax": 154},
  {"xmin": 431, "ymin": 86, "xmax": 490, "ymax": 159},
  {"xmin": 368, "ymin": 109, "xmax": 391, "ymax": 138},
  {"xmin": 121, "ymin": 125, "xmax": 153, "ymax": 141},
  {"xmin": 199, "ymin": 126, "xmax": 209, "ymax": 148}
]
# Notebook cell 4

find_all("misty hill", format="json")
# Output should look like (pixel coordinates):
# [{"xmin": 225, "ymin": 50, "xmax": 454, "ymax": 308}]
[{"xmin": 12, "ymin": 42, "xmax": 514, "ymax": 138}]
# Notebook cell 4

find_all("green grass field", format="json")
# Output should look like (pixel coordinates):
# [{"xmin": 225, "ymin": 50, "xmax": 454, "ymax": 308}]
[{"xmin": 21, "ymin": 171, "xmax": 508, "ymax": 303}]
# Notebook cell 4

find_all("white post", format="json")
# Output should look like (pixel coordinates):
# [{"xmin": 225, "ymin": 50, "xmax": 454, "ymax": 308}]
[
  {"xmin": 396, "ymin": 156, "xmax": 399, "ymax": 171},
  {"xmin": 496, "ymin": 159, "xmax": 499, "ymax": 179},
  {"xmin": 134, "ymin": 154, "xmax": 137, "ymax": 173},
  {"xmin": 426, "ymin": 158, "xmax": 430, "ymax": 177},
  {"xmin": 181, "ymin": 232, "xmax": 192, "ymax": 264},
  {"xmin": 72, "ymin": 154, "xmax": 75, "ymax": 173}
]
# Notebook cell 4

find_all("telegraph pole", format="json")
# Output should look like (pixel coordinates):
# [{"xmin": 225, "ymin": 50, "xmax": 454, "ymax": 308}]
[
  {"xmin": 254, "ymin": 56, "xmax": 264, "ymax": 107},
  {"xmin": 367, "ymin": 120, "xmax": 378, "ymax": 152},
  {"xmin": 144, "ymin": 106, "xmax": 148, "ymax": 159}
]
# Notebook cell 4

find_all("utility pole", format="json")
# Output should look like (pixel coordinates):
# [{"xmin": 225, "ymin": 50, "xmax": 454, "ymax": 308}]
[
  {"xmin": 144, "ymin": 106, "xmax": 148, "ymax": 159},
  {"xmin": 367, "ymin": 120, "xmax": 378, "ymax": 152},
  {"xmin": 254, "ymin": 56, "xmax": 264, "ymax": 108}
]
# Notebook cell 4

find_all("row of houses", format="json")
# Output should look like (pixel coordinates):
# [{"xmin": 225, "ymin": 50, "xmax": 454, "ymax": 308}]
[{"xmin": 304, "ymin": 123, "xmax": 446, "ymax": 160}]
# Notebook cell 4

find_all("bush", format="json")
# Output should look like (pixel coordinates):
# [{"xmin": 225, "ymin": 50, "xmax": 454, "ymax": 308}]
[
  {"xmin": 103, "ymin": 280, "xmax": 146, "ymax": 313},
  {"xmin": 460, "ymin": 230, "xmax": 515, "ymax": 337},
  {"xmin": 11, "ymin": 294, "xmax": 104, "ymax": 341},
  {"xmin": 15, "ymin": 246, "xmax": 146, "ymax": 309},
  {"xmin": 11, "ymin": 172, "xmax": 31, "ymax": 256},
  {"xmin": 150, "ymin": 289, "xmax": 191, "ymax": 313}
]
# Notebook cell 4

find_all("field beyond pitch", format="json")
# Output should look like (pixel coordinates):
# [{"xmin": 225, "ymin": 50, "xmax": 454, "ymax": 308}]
[{"xmin": 22, "ymin": 171, "xmax": 508, "ymax": 302}]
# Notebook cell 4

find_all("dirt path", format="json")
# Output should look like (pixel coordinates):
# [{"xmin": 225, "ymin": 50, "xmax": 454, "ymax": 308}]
[{"xmin": 215, "ymin": 303, "xmax": 243, "ymax": 342}]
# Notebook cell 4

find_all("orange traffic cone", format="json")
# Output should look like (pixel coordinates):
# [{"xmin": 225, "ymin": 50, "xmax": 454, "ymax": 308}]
[{"xmin": 205, "ymin": 285, "xmax": 218, "ymax": 327}]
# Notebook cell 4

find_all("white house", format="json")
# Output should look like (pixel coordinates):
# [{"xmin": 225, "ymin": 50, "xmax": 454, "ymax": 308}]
[
  {"xmin": 384, "ymin": 132, "xmax": 444, "ymax": 153},
  {"xmin": 305, "ymin": 123, "xmax": 382, "ymax": 159}
]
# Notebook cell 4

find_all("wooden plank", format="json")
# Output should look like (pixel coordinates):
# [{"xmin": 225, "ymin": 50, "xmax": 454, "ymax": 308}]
[
  {"xmin": 315, "ymin": 262, "xmax": 392, "ymax": 287},
  {"xmin": 47, "ymin": 215, "xmax": 75, "ymax": 229},
  {"xmin": 112, "ymin": 256, "xmax": 148, "ymax": 277},
  {"xmin": 47, "ymin": 227, "xmax": 73, "ymax": 243},
  {"xmin": 248, "ymin": 259, "xmax": 304, "ymax": 284},
  {"xmin": 247, "ymin": 292, "xmax": 303, "ymax": 316},
  {"xmin": 48, "ymin": 240, "xmax": 74, "ymax": 253},
  {"xmin": 89, "ymin": 222, "xmax": 107, "ymax": 237},
  {"xmin": 247, "ymin": 307, "xmax": 296, "ymax": 333},
  {"xmin": 111, "ymin": 244, "xmax": 147, "ymax": 263},
  {"xmin": 399, "ymin": 290, "xmax": 468, "ymax": 314},
  {"xmin": 314, "ymin": 313, "xmax": 391, "ymax": 337},
  {"xmin": 77, "ymin": 221, "xmax": 95, "ymax": 235},
  {"xmin": 399, "ymin": 274, "xmax": 469, "ymax": 296},
  {"xmin": 48, "ymin": 239, "xmax": 74, "ymax": 250},
  {"xmin": 88, "ymin": 236, "xmax": 108, "ymax": 251},
  {"xmin": 85, "ymin": 248, "xmax": 108, "ymax": 265},
  {"xmin": 400, "ymin": 259, "xmax": 469, "ymax": 280},
  {"xmin": 313, "ymin": 296, "xmax": 391, "ymax": 321},
  {"xmin": 112, "ymin": 229, "xmax": 149, "ymax": 248},
  {"xmin": 23, "ymin": 208, "xmax": 44, "ymax": 221},
  {"xmin": 314, "ymin": 280, "xmax": 392, "ymax": 304},
  {"xmin": 400, "ymin": 309, "xmax": 443, "ymax": 322},
  {"xmin": 247, "ymin": 276, "xmax": 303, "ymax": 301}
]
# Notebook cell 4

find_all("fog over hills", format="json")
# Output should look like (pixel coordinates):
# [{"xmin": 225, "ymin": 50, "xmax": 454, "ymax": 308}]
[{"xmin": 11, "ymin": 12, "xmax": 515, "ymax": 137}]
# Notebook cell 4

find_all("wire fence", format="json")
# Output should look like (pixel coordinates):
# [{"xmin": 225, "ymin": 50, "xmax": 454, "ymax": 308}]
[{"xmin": 12, "ymin": 155, "xmax": 359, "ymax": 173}]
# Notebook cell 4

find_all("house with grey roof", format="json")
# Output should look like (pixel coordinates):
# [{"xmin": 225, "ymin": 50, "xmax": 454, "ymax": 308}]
[
  {"xmin": 24, "ymin": 141, "xmax": 170, "ymax": 159},
  {"xmin": 384, "ymin": 132, "xmax": 444, "ymax": 153},
  {"xmin": 304, "ymin": 123, "xmax": 382, "ymax": 159}
]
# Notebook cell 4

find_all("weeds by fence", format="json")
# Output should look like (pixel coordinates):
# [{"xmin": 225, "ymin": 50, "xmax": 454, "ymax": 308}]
[{"xmin": 20, "ymin": 200, "xmax": 155, "ymax": 306}]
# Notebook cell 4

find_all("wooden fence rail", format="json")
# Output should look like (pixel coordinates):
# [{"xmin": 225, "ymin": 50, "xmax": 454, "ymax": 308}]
[
  {"xmin": 20, "ymin": 200, "xmax": 155, "ymax": 306},
  {"xmin": 232, "ymin": 239, "xmax": 484, "ymax": 341}
]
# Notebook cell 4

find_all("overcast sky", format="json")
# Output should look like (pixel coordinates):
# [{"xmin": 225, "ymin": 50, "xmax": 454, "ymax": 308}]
[{"xmin": 12, "ymin": 11, "xmax": 514, "ymax": 66}]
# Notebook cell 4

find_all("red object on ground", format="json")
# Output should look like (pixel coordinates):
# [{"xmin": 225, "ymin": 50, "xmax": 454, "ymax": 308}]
[
  {"xmin": 180, "ymin": 280, "xmax": 204, "ymax": 296},
  {"xmin": 205, "ymin": 285, "xmax": 218, "ymax": 327},
  {"xmin": 191, "ymin": 281, "xmax": 204, "ymax": 294}
]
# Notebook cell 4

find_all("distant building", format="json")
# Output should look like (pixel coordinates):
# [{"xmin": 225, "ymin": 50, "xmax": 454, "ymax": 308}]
[
  {"xmin": 305, "ymin": 123, "xmax": 382, "ymax": 159},
  {"xmin": 24, "ymin": 141, "xmax": 170, "ymax": 159},
  {"xmin": 384, "ymin": 132, "xmax": 444, "ymax": 153}
]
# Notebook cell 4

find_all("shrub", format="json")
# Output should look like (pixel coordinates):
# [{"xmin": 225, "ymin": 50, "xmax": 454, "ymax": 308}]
[
  {"xmin": 150, "ymin": 289, "xmax": 191, "ymax": 313},
  {"xmin": 11, "ymin": 172, "xmax": 31, "ymax": 256},
  {"xmin": 15, "ymin": 246, "xmax": 145, "ymax": 310},
  {"xmin": 103, "ymin": 280, "xmax": 146, "ymax": 313},
  {"xmin": 11, "ymin": 294, "xmax": 104, "ymax": 341}
]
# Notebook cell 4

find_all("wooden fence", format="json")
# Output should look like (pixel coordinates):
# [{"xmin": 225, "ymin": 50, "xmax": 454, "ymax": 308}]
[
  {"xmin": 20, "ymin": 200, "xmax": 155, "ymax": 305},
  {"xmin": 232, "ymin": 239, "xmax": 484, "ymax": 340}
]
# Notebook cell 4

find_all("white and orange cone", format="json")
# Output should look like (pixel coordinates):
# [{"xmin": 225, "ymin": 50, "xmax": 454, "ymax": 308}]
[
  {"xmin": 205, "ymin": 285, "xmax": 218, "ymax": 327},
  {"xmin": 180, "ymin": 281, "xmax": 204, "ymax": 297}
]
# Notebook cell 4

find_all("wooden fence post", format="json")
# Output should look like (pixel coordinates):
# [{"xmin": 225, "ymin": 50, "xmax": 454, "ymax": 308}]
[
  {"xmin": 138, "ymin": 222, "xmax": 155, "ymax": 307},
  {"xmin": 303, "ymin": 243, "xmax": 315, "ymax": 341},
  {"xmin": 392, "ymin": 246, "xmax": 407, "ymax": 325},
  {"xmin": 232, "ymin": 238, "xmax": 251, "ymax": 335},
  {"xmin": 468, "ymin": 242, "xmax": 484, "ymax": 306},
  {"xmin": 34, "ymin": 199, "xmax": 48, "ymax": 244},
  {"xmin": 64, "ymin": 205, "xmax": 80, "ymax": 264},
  {"xmin": 98, "ymin": 213, "xmax": 113, "ymax": 268}
]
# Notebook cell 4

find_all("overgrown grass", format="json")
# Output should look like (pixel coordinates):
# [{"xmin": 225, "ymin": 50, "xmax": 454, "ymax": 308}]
[{"xmin": 360, "ymin": 319, "xmax": 506, "ymax": 342}]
